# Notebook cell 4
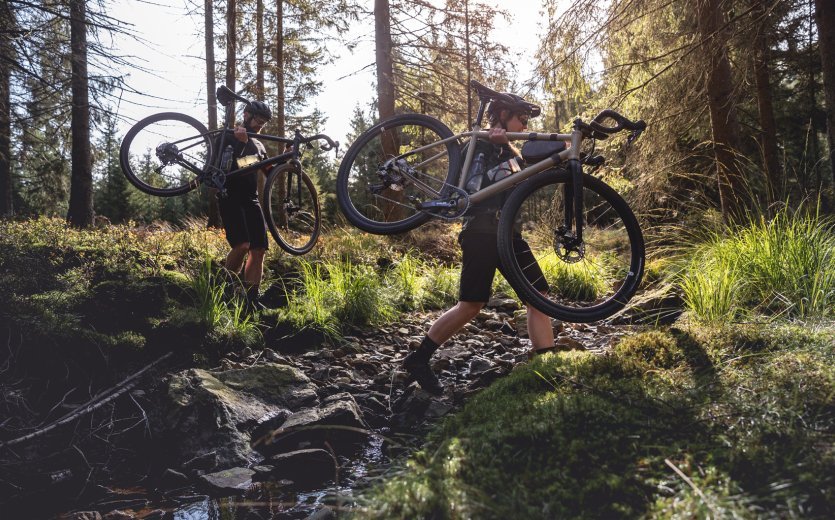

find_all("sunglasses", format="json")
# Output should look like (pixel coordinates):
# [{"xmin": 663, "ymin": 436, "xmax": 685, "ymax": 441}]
[{"xmin": 515, "ymin": 114, "xmax": 529, "ymax": 125}]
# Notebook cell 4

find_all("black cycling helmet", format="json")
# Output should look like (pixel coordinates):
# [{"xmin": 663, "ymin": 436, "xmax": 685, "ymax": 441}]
[
  {"xmin": 246, "ymin": 100, "xmax": 272, "ymax": 121},
  {"xmin": 487, "ymin": 93, "xmax": 541, "ymax": 126}
]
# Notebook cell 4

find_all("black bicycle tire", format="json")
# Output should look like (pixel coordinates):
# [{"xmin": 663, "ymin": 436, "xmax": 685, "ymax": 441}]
[
  {"xmin": 336, "ymin": 113, "xmax": 461, "ymax": 235},
  {"xmin": 264, "ymin": 165, "xmax": 321, "ymax": 255},
  {"xmin": 497, "ymin": 169, "xmax": 645, "ymax": 323},
  {"xmin": 119, "ymin": 112, "xmax": 211, "ymax": 197}
]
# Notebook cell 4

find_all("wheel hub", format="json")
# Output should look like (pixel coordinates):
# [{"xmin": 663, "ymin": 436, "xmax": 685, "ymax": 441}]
[{"xmin": 554, "ymin": 226, "xmax": 585, "ymax": 263}]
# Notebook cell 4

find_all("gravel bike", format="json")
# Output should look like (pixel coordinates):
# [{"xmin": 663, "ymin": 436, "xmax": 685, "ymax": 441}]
[
  {"xmin": 119, "ymin": 86, "xmax": 338, "ymax": 255},
  {"xmin": 336, "ymin": 80, "xmax": 646, "ymax": 322}
]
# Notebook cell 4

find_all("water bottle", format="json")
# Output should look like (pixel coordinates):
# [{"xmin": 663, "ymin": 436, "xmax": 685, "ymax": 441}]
[
  {"xmin": 220, "ymin": 145, "xmax": 234, "ymax": 172},
  {"xmin": 465, "ymin": 152, "xmax": 487, "ymax": 193}
]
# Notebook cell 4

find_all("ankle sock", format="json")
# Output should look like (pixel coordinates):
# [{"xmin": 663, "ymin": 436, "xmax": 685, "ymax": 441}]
[{"xmin": 410, "ymin": 336, "xmax": 440, "ymax": 363}]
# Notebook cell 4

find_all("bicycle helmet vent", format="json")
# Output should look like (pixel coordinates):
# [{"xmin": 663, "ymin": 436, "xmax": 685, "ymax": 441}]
[{"xmin": 247, "ymin": 101, "xmax": 272, "ymax": 121}]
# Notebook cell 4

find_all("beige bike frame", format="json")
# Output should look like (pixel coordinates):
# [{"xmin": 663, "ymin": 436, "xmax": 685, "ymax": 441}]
[{"xmin": 400, "ymin": 125, "xmax": 584, "ymax": 209}]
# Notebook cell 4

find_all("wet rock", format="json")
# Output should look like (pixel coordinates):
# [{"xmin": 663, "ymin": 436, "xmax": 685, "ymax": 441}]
[
  {"xmin": 198, "ymin": 467, "xmax": 255, "ymax": 496},
  {"xmin": 305, "ymin": 505, "xmax": 336, "ymax": 520},
  {"xmin": 425, "ymin": 400, "xmax": 453, "ymax": 418},
  {"xmin": 259, "ymin": 449, "xmax": 336, "ymax": 487},
  {"xmin": 156, "ymin": 364, "xmax": 319, "ymax": 469},
  {"xmin": 514, "ymin": 310, "xmax": 528, "ymax": 337},
  {"xmin": 158, "ymin": 469, "xmax": 189, "ymax": 489},
  {"xmin": 556, "ymin": 336, "xmax": 585, "ymax": 351},
  {"xmin": 182, "ymin": 451, "xmax": 218, "ymax": 473},
  {"xmin": 487, "ymin": 297, "xmax": 519, "ymax": 312},
  {"xmin": 102, "ymin": 511, "xmax": 135, "ymax": 520},
  {"xmin": 391, "ymin": 386, "xmax": 434, "ymax": 427},
  {"xmin": 255, "ymin": 394, "xmax": 369, "ymax": 455},
  {"xmin": 468, "ymin": 357, "xmax": 493, "ymax": 375},
  {"xmin": 62, "ymin": 513, "xmax": 102, "ymax": 520}
]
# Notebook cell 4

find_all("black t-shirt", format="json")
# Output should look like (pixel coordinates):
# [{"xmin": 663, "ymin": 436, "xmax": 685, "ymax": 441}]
[{"xmin": 215, "ymin": 131, "xmax": 268, "ymax": 200}]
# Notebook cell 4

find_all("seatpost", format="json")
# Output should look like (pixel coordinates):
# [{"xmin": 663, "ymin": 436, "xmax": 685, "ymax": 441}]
[{"xmin": 459, "ymin": 97, "xmax": 488, "ymax": 190}]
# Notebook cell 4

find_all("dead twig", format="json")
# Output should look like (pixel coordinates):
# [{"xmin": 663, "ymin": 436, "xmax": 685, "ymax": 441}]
[{"xmin": 0, "ymin": 352, "xmax": 172, "ymax": 449}]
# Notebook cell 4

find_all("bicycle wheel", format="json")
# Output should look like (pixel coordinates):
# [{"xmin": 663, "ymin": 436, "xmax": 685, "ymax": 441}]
[
  {"xmin": 336, "ymin": 113, "xmax": 461, "ymax": 235},
  {"xmin": 119, "ymin": 112, "xmax": 212, "ymax": 196},
  {"xmin": 263, "ymin": 164, "xmax": 321, "ymax": 255},
  {"xmin": 497, "ymin": 169, "xmax": 644, "ymax": 323}
]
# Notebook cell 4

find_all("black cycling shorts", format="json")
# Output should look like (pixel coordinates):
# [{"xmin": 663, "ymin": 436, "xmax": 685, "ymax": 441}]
[
  {"xmin": 458, "ymin": 229, "xmax": 549, "ymax": 303},
  {"xmin": 218, "ymin": 195, "xmax": 268, "ymax": 250}
]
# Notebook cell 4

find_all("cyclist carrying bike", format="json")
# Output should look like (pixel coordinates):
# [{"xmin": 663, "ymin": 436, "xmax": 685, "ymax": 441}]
[
  {"xmin": 403, "ymin": 92, "xmax": 559, "ymax": 395},
  {"xmin": 217, "ymin": 100, "xmax": 273, "ymax": 310}
]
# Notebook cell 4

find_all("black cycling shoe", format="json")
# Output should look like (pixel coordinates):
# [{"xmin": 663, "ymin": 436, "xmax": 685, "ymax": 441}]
[{"xmin": 402, "ymin": 352, "xmax": 444, "ymax": 396}]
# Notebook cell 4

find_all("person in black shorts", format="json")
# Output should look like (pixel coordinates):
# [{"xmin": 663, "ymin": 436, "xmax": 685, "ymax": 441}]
[
  {"xmin": 403, "ymin": 92, "xmax": 558, "ymax": 395},
  {"xmin": 218, "ymin": 100, "xmax": 272, "ymax": 310}
]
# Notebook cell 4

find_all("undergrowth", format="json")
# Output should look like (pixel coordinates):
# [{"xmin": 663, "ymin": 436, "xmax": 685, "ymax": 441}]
[
  {"xmin": 677, "ymin": 206, "xmax": 835, "ymax": 322},
  {"xmin": 355, "ymin": 322, "xmax": 835, "ymax": 519}
]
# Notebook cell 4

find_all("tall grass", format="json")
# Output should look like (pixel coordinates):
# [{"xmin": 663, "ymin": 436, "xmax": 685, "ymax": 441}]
[
  {"xmin": 284, "ymin": 259, "xmax": 395, "ymax": 335},
  {"xmin": 190, "ymin": 255, "xmax": 260, "ymax": 345},
  {"xmin": 679, "ymin": 206, "xmax": 835, "ymax": 322}
]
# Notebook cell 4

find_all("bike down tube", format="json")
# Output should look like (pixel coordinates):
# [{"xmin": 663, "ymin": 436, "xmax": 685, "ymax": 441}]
[{"xmin": 464, "ymin": 130, "xmax": 579, "ymax": 206}]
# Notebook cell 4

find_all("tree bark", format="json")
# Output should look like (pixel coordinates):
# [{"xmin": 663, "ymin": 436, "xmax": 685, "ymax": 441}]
[
  {"xmin": 751, "ymin": 0, "xmax": 781, "ymax": 202},
  {"xmin": 226, "ymin": 0, "xmax": 236, "ymax": 92},
  {"xmin": 697, "ymin": 0, "xmax": 748, "ymax": 219},
  {"xmin": 256, "ymin": 0, "xmax": 265, "ymax": 99},
  {"xmin": 815, "ymin": 0, "xmax": 835, "ymax": 190},
  {"xmin": 375, "ymin": 0, "xmax": 395, "ymax": 123},
  {"xmin": 67, "ymin": 0, "xmax": 93, "ymax": 227},
  {"xmin": 206, "ymin": 0, "xmax": 221, "ymax": 228},
  {"xmin": 374, "ymin": 0, "xmax": 403, "ymax": 221},
  {"xmin": 0, "ymin": 2, "xmax": 13, "ymax": 217},
  {"xmin": 272, "ymin": 0, "xmax": 286, "ymax": 225},
  {"xmin": 274, "ymin": 0, "xmax": 285, "ymax": 136}
]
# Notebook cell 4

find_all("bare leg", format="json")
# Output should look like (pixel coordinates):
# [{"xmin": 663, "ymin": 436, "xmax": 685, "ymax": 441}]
[
  {"xmin": 244, "ymin": 248, "xmax": 266, "ymax": 289},
  {"xmin": 225, "ymin": 242, "xmax": 250, "ymax": 274},
  {"xmin": 427, "ymin": 301, "xmax": 485, "ymax": 345},
  {"xmin": 527, "ymin": 304, "xmax": 555, "ymax": 350}
]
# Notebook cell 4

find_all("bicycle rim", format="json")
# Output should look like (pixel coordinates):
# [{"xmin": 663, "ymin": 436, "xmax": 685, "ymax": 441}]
[
  {"xmin": 498, "ymin": 170, "xmax": 644, "ymax": 323},
  {"xmin": 120, "ymin": 113, "xmax": 211, "ymax": 196},
  {"xmin": 265, "ymin": 166, "xmax": 321, "ymax": 255},
  {"xmin": 337, "ymin": 114, "xmax": 460, "ymax": 235}
]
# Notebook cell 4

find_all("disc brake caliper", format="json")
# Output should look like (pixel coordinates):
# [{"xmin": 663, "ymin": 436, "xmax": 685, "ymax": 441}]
[{"xmin": 554, "ymin": 226, "xmax": 585, "ymax": 263}]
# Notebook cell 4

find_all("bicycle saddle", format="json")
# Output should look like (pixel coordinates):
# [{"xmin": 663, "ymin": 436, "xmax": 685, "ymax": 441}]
[{"xmin": 216, "ymin": 85, "xmax": 249, "ymax": 107}]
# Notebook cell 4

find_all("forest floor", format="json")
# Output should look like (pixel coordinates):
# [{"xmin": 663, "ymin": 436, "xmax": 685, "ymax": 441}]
[{"xmin": 0, "ymin": 218, "xmax": 833, "ymax": 519}]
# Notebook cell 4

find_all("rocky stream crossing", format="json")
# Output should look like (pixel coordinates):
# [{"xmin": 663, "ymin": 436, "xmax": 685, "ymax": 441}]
[{"xmin": 34, "ymin": 298, "xmax": 635, "ymax": 520}]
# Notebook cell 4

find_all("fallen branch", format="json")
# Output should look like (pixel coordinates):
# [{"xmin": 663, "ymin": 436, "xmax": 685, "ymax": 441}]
[{"xmin": 0, "ymin": 352, "xmax": 173, "ymax": 449}]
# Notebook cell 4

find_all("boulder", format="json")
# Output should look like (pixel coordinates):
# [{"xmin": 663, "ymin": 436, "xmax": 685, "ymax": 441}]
[
  {"xmin": 198, "ymin": 467, "xmax": 255, "ymax": 496},
  {"xmin": 155, "ymin": 363, "xmax": 319, "ymax": 469},
  {"xmin": 254, "ymin": 394, "xmax": 369, "ymax": 455},
  {"xmin": 257, "ymin": 449, "xmax": 336, "ymax": 487}
]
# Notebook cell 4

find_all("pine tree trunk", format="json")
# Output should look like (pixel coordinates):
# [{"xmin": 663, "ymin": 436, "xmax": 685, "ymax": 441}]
[
  {"xmin": 273, "ymin": 0, "xmax": 286, "ymax": 226},
  {"xmin": 226, "ymin": 0, "xmax": 236, "ymax": 92},
  {"xmin": 375, "ymin": 0, "xmax": 395, "ymax": 123},
  {"xmin": 697, "ymin": 0, "xmax": 748, "ymax": 219},
  {"xmin": 816, "ymin": 0, "xmax": 835, "ymax": 191},
  {"xmin": 67, "ymin": 0, "xmax": 94, "ymax": 228},
  {"xmin": 0, "ymin": 2, "xmax": 13, "ymax": 217},
  {"xmin": 752, "ymin": 0, "xmax": 781, "ymax": 203},
  {"xmin": 274, "ymin": 0, "xmax": 285, "ymax": 136},
  {"xmin": 374, "ymin": 0, "xmax": 401, "ymax": 220},
  {"xmin": 206, "ymin": 0, "xmax": 221, "ymax": 228},
  {"xmin": 256, "ymin": 0, "xmax": 265, "ymax": 98}
]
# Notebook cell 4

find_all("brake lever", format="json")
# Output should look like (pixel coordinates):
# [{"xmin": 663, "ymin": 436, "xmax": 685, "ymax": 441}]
[{"xmin": 627, "ymin": 128, "xmax": 644, "ymax": 145}]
